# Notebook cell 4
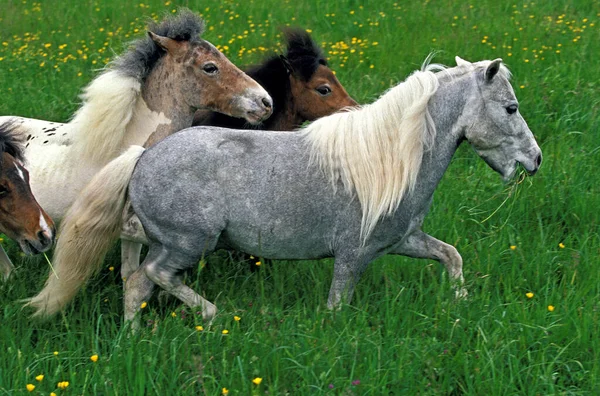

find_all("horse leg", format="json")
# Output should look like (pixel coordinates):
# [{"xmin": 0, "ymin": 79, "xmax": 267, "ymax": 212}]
[
  {"xmin": 327, "ymin": 255, "xmax": 368, "ymax": 309},
  {"xmin": 121, "ymin": 240, "xmax": 143, "ymax": 282},
  {"xmin": 121, "ymin": 204, "xmax": 149, "ymax": 284},
  {"xmin": 392, "ymin": 229, "xmax": 467, "ymax": 298},
  {"xmin": 144, "ymin": 248, "xmax": 217, "ymax": 321},
  {"xmin": 123, "ymin": 265, "xmax": 156, "ymax": 333},
  {"xmin": 0, "ymin": 246, "xmax": 15, "ymax": 281}
]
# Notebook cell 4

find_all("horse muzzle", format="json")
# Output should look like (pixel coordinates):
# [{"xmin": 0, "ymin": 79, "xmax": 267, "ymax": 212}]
[
  {"xmin": 519, "ymin": 148, "xmax": 543, "ymax": 176},
  {"xmin": 236, "ymin": 88, "xmax": 273, "ymax": 125},
  {"xmin": 245, "ymin": 96, "xmax": 273, "ymax": 125},
  {"xmin": 19, "ymin": 227, "xmax": 55, "ymax": 255}
]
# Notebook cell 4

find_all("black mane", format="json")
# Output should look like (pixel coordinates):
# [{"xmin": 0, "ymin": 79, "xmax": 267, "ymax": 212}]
[
  {"xmin": 0, "ymin": 119, "xmax": 25, "ymax": 163},
  {"xmin": 281, "ymin": 27, "xmax": 327, "ymax": 81},
  {"xmin": 111, "ymin": 8, "xmax": 205, "ymax": 80},
  {"xmin": 193, "ymin": 27, "xmax": 326, "ymax": 130}
]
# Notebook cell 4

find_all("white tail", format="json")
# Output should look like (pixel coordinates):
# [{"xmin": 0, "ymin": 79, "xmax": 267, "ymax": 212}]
[{"xmin": 26, "ymin": 145, "xmax": 145, "ymax": 317}]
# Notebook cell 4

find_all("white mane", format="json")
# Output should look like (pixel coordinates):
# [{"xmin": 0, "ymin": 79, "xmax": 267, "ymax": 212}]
[
  {"xmin": 302, "ymin": 68, "xmax": 440, "ymax": 242},
  {"xmin": 69, "ymin": 70, "xmax": 142, "ymax": 163}
]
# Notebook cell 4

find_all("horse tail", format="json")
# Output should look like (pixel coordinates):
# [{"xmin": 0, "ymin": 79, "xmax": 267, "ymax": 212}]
[
  {"xmin": 69, "ymin": 71, "xmax": 142, "ymax": 163},
  {"xmin": 25, "ymin": 145, "xmax": 145, "ymax": 317}
]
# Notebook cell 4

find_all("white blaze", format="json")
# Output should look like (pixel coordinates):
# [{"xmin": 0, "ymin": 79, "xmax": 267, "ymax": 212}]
[
  {"xmin": 14, "ymin": 163, "xmax": 25, "ymax": 181},
  {"xmin": 39, "ymin": 211, "xmax": 53, "ymax": 238}
]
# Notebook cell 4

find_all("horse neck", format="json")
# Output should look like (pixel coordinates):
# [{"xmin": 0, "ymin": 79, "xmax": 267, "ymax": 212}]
[
  {"xmin": 364, "ymin": 73, "xmax": 475, "ymax": 248},
  {"xmin": 141, "ymin": 57, "xmax": 196, "ymax": 147},
  {"xmin": 245, "ymin": 60, "xmax": 300, "ymax": 131},
  {"xmin": 265, "ymin": 91, "xmax": 302, "ymax": 130},
  {"xmin": 411, "ymin": 74, "xmax": 474, "ymax": 201}
]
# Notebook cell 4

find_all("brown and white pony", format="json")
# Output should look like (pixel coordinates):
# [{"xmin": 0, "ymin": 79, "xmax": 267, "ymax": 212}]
[
  {"xmin": 0, "ymin": 10, "xmax": 271, "ymax": 274},
  {"xmin": 0, "ymin": 122, "xmax": 54, "ymax": 280}
]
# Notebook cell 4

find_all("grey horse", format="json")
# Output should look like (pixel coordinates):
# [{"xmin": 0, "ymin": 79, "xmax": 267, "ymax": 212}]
[{"xmin": 27, "ymin": 57, "xmax": 542, "ymax": 328}]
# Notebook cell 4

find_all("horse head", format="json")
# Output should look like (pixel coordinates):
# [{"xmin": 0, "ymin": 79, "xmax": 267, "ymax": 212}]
[
  {"xmin": 0, "ymin": 127, "xmax": 54, "ymax": 254},
  {"xmin": 460, "ymin": 57, "xmax": 542, "ymax": 180},
  {"xmin": 280, "ymin": 28, "xmax": 358, "ymax": 121},
  {"xmin": 148, "ymin": 31, "xmax": 273, "ymax": 125}
]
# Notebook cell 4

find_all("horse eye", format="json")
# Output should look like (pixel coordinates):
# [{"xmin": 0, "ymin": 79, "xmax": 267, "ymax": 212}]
[
  {"xmin": 0, "ymin": 185, "xmax": 8, "ymax": 196},
  {"xmin": 506, "ymin": 104, "xmax": 518, "ymax": 115},
  {"xmin": 316, "ymin": 85, "xmax": 332, "ymax": 96},
  {"xmin": 202, "ymin": 63, "xmax": 219, "ymax": 75}
]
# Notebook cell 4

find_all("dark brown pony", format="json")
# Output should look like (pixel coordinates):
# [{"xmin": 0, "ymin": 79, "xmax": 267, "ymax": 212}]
[
  {"xmin": 0, "ymin": 122, "xmax": 54, "ymax": 280},
  {"xmin": 192, "ymin": 27, "xmax": 357, "ymax": 130}
]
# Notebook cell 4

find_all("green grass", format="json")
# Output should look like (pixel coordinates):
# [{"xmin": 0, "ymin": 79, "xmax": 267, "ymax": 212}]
[{"xmin": 1, "ymin": 0, "xmax": 599, "ymax": 394}]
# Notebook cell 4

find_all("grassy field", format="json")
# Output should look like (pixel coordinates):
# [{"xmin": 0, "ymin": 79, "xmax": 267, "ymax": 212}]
[{"xmin": 1, "ymin": 0, "xmax": 599, "ymax": 394}]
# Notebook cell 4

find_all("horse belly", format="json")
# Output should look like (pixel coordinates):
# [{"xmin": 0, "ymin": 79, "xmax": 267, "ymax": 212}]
[
  {"xmin": 24, "ymin": 144, "xmax": 101, "ymax": 220},
  {"xmin": 218, "ymin": 184, "xmax": 341, "ymax": 260},
  {"xmin": 220, "ymin": 220, "xmax": 333, "ymax": 260}
]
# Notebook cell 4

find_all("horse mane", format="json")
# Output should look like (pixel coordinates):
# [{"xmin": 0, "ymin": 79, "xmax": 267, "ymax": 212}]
[
  {"xmin": 193, "ymin": 27, "xmax": 326, "ymax": 130},
  {"xmin": 282, "ymin": 27, "xmax": 327, "ymax": 81},
  {"xmin": 111, "ymin": 9, "xmax": 205, "ymax": 80},
  {"xmin": 302, "ymin": 67, "xmax": 440, "ymax": 242},
  {"xmin": 70, "ymin": 9, "xmax": 205, "ymax": 163},
  {"xmin": 0, "ymin": 120, "xmax": 25, "ymax": 164}
]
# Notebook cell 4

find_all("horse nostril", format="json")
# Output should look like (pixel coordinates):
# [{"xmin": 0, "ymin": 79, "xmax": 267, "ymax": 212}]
[
  {"xmin": 37, "ymin": 230, "xmax": 50, "ymax": 244},
  {"xmin": 535, "ymin": 153, "xmax": 542, "ymax": 167},
  {"xmin": 261, "ymin": 97, "xmax": 273, "ymax": 109}
]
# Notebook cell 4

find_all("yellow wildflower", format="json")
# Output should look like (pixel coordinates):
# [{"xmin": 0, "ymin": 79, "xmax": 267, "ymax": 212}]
[
  {"xmin": 171, "ymin": 312, "xmax": 177, "ymax": 318},
  {"xmin": 109, "ymin": 266, "xmax": 114, "ymax": 271},
  {"xmin": 558, "ymin": 243, "xmax": 565, "ymax": 249},
  {"xmin": 57, "ymin": 381, "xmax": 69, "ymax": 389},
  {"xmin": 255, "ymin": 261, "xmax": 261, "ymax": 266},
  {"xmin": 548, "ymin": 305, "xmax": 555, "ymax": 312},
  {"xmin": 510, "ymin": 245, "xmax": 517, "ymax": 250},
  {"xmin": 195, "ymin": 325, "xmax": 203, "ymax": 331},
  {"xmin": 234, "ymin": 316, "xmax": 241, "ymax": 322},
  {"xmin": 252, "ymin": 377, "xmax": 263, "ymax": 385},
  {"xmin": 222, "ymin": 329, "xmax": 229, "ymax": 335},
  {"xmin": 525, "ymin": 292, "xmax": 534, "ymax": 299},
  {"xmin": 26, "ymin": 384, "xmax": 35, "ymax": 392},
  {"xmin": 140, "ymin": 301, "xmax": 147, "ymax": 309},
  {"xmin": 35, "ymin": 374, "xmax": 44, "ymax": 381},
  {"xmin": 222, "ymin": 388, "xmax": 229, "ymax": 395},
  {"xmin": 53, "ymin": 351, "xmax": 59, "ymax": 356},
  {"xmin": 90, "ymin": 354, "xmax": 99, "ymax": 362}
]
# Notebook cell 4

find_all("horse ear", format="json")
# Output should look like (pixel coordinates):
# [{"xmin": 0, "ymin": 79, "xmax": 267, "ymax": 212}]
[
  {"xmin": 280, "ymin": 55, "xmax": 293, "ymax": 75},
  {"xmin": 455, "ymin": 56, "xmax": 471, "ymax": 66},
  {"xmin": 148, "ymin": 31, "xmax": 185, "ymax": 57},
  {"xmin": 485, "ymin": 58, "xmax": 503, "ymax": 82}
]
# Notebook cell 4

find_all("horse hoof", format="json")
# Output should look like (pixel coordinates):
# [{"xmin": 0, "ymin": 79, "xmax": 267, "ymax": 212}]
[
  {"xmin": 126, "ymin": 317, "xmax": 143, "ymax": 335},
  {"xmin": 202, "ymin": 302, "xmax": 217, "ymax": 323},
  {"xmin": 455, "ymin": 287, "xmax": 468, "ymax": 300}
]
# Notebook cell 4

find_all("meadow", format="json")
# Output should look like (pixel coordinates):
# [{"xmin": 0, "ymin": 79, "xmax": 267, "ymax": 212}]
[{"xmin": 1, "ymin": 0, "xmax": 599, "ymax": 394}]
